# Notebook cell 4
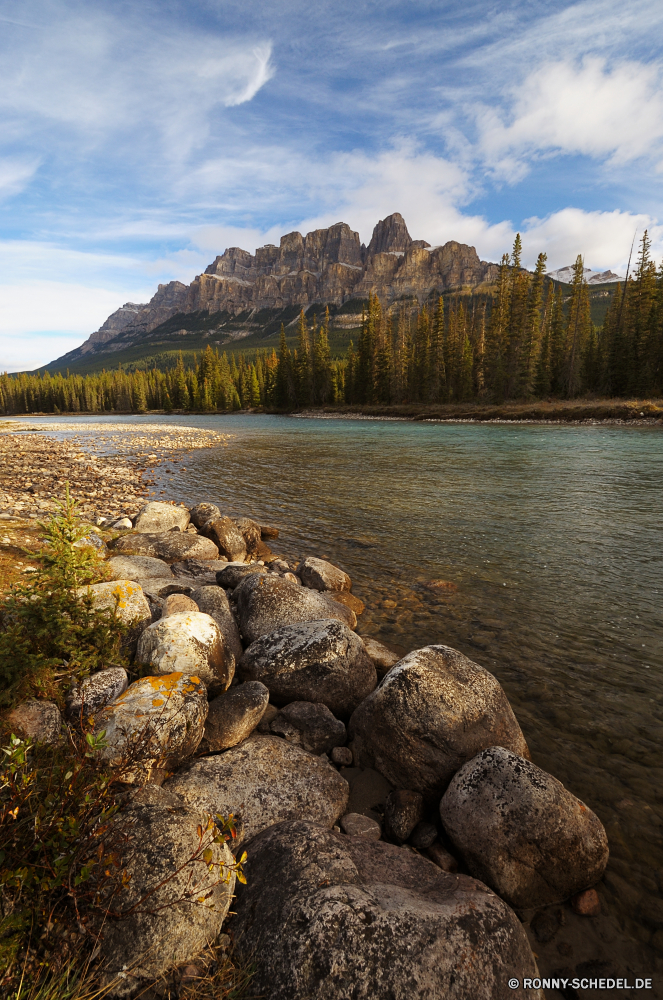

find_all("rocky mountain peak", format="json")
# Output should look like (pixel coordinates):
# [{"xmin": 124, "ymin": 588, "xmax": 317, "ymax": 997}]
[{"xmin": 367, "ymin": 213, "xmax": 413, "ymax": 256}]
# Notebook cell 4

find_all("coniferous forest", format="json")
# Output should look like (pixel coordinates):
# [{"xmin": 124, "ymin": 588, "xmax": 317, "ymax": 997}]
[{"xmin": 2, "ymin": 233, "xmax": 663, "ymax": 415}]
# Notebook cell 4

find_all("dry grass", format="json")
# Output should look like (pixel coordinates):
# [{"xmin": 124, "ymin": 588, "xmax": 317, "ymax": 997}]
[{"xmin": 0, "ymin": 518, "xmax": 46, "ymax": 596}]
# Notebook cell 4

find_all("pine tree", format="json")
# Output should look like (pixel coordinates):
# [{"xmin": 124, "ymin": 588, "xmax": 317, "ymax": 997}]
[{"xmin": 564, "ymin": 256, "xmax": 591, "ymax": 397}]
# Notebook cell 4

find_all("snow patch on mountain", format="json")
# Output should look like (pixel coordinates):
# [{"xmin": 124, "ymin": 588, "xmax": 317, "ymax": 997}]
[{"xmin": 547, "ymin": 265, "xmax": 623, "ymax": 285}]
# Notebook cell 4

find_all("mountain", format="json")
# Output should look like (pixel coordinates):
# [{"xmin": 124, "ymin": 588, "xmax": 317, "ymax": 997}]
[
  {"xmin": 546, "ymin": 265, "xmax": 623, "ymax": 285},
  {"xmin": 41, "ymin": 214, "xmax": 500, "ymax": 374}
]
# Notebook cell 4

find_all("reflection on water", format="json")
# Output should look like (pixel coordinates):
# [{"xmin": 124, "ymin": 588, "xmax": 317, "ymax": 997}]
[{"xmin": 20, "ymin": 413, "xmax": 663, "ymax": 958}]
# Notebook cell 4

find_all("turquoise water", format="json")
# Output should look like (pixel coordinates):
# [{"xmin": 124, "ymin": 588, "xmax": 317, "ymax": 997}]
[{"xmin": 17, "ymin": 413, "xmax": 663, "ymax": 957}]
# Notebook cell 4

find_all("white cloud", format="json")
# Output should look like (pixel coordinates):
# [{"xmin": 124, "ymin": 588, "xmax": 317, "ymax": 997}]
[{"xmin": 0, "ymin": 158, "xmax": 39, "ymax": 198}]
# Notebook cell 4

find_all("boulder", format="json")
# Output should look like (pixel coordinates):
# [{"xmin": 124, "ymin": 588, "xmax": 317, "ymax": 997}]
[
  {"xmin": 166, "ymin": 735, "xmax": 349, "ymax": 844},
  {"xmin": 95, "ymin": 673, "xmax": 207, "ymax": 782},
  {"xmin": 111, "ymin": 516, "xmax": 132, "ymax": 530},
  {"xmin": 440, "ymin": 747, "xmax": 610, "ymax": 909},
  {"xmin": 331, "ymin": 746, "xmax": 353, "ymax": 767},
  {"xmin": 270, "ymin": 701, "xmax": 346, "ymax": 755},
  {"xmin": 201, "ymin": 516, "xmax": 247, "ymax": 562},
  {"xmin": 203, "ymin": 681, "xmax": 270, "ymax": 751},
  {"xmin": 426, "ymin": 843, "xmax": 459, "ymax": 873},
  {"xmin": 189, "ymin": 502, "xmax": 221, "ymax": 529},
  {"xmin": 234, "ymin": 516, "xmax": 261, "ymax": 555},
  {"xmin": 239, "ymin": 619, "xmax": 376, "ymax": 718},
  {"xmin": 133, "ymin": 501, "xmax": 190, "ymax": 533},
  {"xmin": 100, "ymin": 785, "xmax": 235, "ymax": 997},
  {"xmin": 361, "ymin": 636, "xmax": 400, "ymax": 678},
  {"xmin": 234, "ymin": 574, "xmax": 357, "ymax": 646},
  {"xmin": 349, "ymin": 645, "xmax": 530, "ymax": 801},
  {"xmin": 4, "ymin": 699, "xmax": 61, "ymax": 744},
  {"xmin": 298, "ymin": 556, "xmax": 351, "ymax": 592},
  {"xmin": 409, "ymin": 822, "xmax": 438, "ymax": 850},
  {"xmin": 65, "ymin": 667, "xmax": 128, "ymax": 721},
  {"xmin": 110, "ymin": 532, "xmax": 219, "ymax": 562},
  {"xmin": 170, "ymin": 559, "xmax": 229, "ymax": 583},
  {"xmin": 192, "ymin": 585, "xmax": 243, "ymax": 664},
  {"xmin": 139, "ymin": 577, "xmax": 196, "ymax": 600},
  {"xmin": 216, "ymin": 562, "xmax": 267, "ymax": 589},
  {"xmin": 260, "ymin": 523, "xmax": 280, "ymax": 539},
  {"xmin": 136, "ymin": 612, "xmax": 234, "ymax": 693},
  {"xmin": 107, "ymin": 555, "xmax": 173, "ymax": 581},
  {"xmin": 331, "ymin": 591, "xmax": 365, "ymax": 616},
  {"xmin": 77, "ymin": 579, "xmax": 152, "ymax": 654},
  {"xmin": 339, "ymin": 812, "xmax": 381, "ymax": 839},
  {"xmin": 161, "ymin": 593, "xmax": 199, "ymax": 617},
  {"xmin": 73, "ymin": 531, "xmax": 107, "ymax": 556},
  {"xmin": 230, "ymin": 820, "xmax": 544, "ymax": 1000},
  {"xmin": 384, "ymin": 789, "xmax": 424, "ymax": 843}
]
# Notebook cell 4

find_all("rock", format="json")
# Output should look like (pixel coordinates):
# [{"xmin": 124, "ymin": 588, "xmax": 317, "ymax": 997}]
[
  {"xmin": 189, "ymin": 502, "xmax": 221, "ymax": 529},
  {"xmin": 136, "ymin": 612, "xmax": 234, "ymax": 693},
  {"xmin": 384, "ymin": 789, "xmax": 424, "ymax": 843},
  {"xmin": 256, "ymin": 703, "xmax": 280, "ymax": 733},
  {"xmin": 239, "ymin": 619, "xmax": 376, "ymax": 718},
  {"xmin": 340, "ymin": 812, "xmax": 381, "ymax": 839},
  {"xmin": 110, "ymin": 532, "xmax": 219, "ymax": 562},
  {"xmin": 234, "ymin": 574, "xmax": 357, "ymax": 645},
  {"xmin": 270, "ymin": 702, "xmax": 346, "ymax": 755},
  {"xmin": 216, "ymin": 562, "xmax": 267, "ymax": 589},
  {"xmin": 234, "ymin": 516, "xmax": 261, "ymax": 554},
  {"xmin": 409, "ymin": 821, "xmax": 438, "ymax": 850},
  {"xmin": 361, "ymin": 636, "xmax": 400, "ymax": 678},
  {"xmin": 107, "ymin": 555, "xmax": 174, "ymax": 581},
  {"xmin": 201, "ymin": 516, "xmax": 247, "ymax": 561},
  {"xmin": 298, "ymin": 556, "xmax": 351, "ymax": 592},
  {"xmin": 340, "ymin": 766, "xmax": 392, "ymax": 821},
  {"xmin": 111, "ymin": 516, "xmax": 133, "ymax": 530},
  {"xmin": 330, "ymin": 591, "xmax": 365, "ymax": 615},
  {"xmin": 133, "ymin": 501, "xmax": 190, "ymax": 533},
  {"xmin": 571, "ymin": 888, "xmax": 601, "ymax": 916},
  {"xmin": 4, "ymin": 699, "xmax": 61, "ymax": 744},
  {"xmin": 425, "ymin": 843, "xmax": 459, "ymax": 873},
  {"xmin": 260, "ymin": 523, "xmax": 280, "ymax": 539},
  {"xmin": 139, "ymin": 577, "xmax": 196, "ymax": 600},
  {"xmin": 96, "ymin": 673, "xmax": 208, "ymax": 781},
  {"xmin": 170, "ymin": 559, "xmax": 229, "ymax": 583},
  {"xmin": 99, "ymin": 785, "xmax": 234, "ymax": 997},
  {"xmin": 191, "ymin": 585, "xmax": 243, "ymax": 664},
  {"xmin": 203, "ymin": 681, "xmax": 270, "ymax": 751},
  {"xmin": 331, "ymin": 746, "xmax": 353, "ymax": 766},
  {"xmin": 230, "ymin": 820, "xmax": 544, "ymax": 1000},
  {"xmin": 349, "ymin": 645, "xmax": 530, "ymax": 801},
  {"xmin": 439, "ymin": 747, "xmax": 610, "ymax": 909},
  {"xmin": 283, "ymin": 571, "xmax": 300, "ymax": 585},
  {"xmin": 166, "ymin": 735, "xmax": 349, "ymax": 844},
  {"xmin": 77, "ymin": 579, "xmax": 152, "ymax": 654},
  {"xmin": 161, "ymin": 593, "xmax": 199, "ymax": 617},
  {"xmin": 73, "ymin": 532, "xmax": 107, "ymax": 556},
  {"xmin": 65, "ymin": 667, "xmax": 128, "ymax": 721}
]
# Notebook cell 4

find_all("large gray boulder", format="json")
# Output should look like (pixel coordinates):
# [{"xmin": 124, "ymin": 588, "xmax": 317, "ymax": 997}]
[
  {"xmin": 234, "ymin": 574, "xmax": 357, "ymax": 645},
  {"xmin": 166, "ymin": 735, "xmax": 349, "ymax": 844},
  {"xmin": 349, "ymin": 645, "xmax": 529, "ymax": 801},
  {"xmin": 203, "ymin": 681, "xmax": 270, "ymax": 751},
  {"xmin": 270, "ymin": 701, "xmax": 346, "ymax": 755},
  {"xmin": 100, "ymin": 785, "xmax": 235, "ymax": 997},
  {"xmin": 230, "ymin": 820, "xmax": 544, "ymax": 1000},
  {"xmin": 234, "ymin": 516, "xmax": 261, "ymax": 555},
  {"xmin": 136, "ymin": 611, "xmax": 234, "ymax": 693},
  {"xmin": 110, "ymin": 532, "xmax": 219, "ymax": 562},
  {"xmin": 170, "ymin": 559, "xmax": 229, "ymax": 583},
  {"xmin": 239, "ymin": 619, "xmax": 376, "ymax": 718},
  {"xmin": 65, "ymin": 667, "xmax": 128, "ymax": 721},
  {"xmin": 216, "ymin": 562, "xmax": 267, "ymax": 589},
  {"xmin": 201, "ymin": 516, "xmax": 247, "ymax": 561},
  {"xmin": 192, "ymin": 585, "xmax": 243, "ymax": 664},
  {"xmin": 189, "ymin": 501, "xmax": 221, "ymax": 528},
  {"xmin": 440, "ymin": 746, "xmax": 610, "ymax": 909},
  {"xmin": 106, "ymin": 555, "xmax": 173, "ymax": 580},
  {"xmin": 298, "ymin": 556, "xmax": 351, "ymax": 592},
  {"xmin": 133, "ymin": 501, "xmax": 190, "ymax": 533},
  {"xmin": 76, "ymin": 579, "xmax": 152, "ymax": 654}
]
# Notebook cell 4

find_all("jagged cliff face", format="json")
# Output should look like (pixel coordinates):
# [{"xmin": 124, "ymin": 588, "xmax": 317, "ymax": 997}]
[{"xmin": 76, "ymin": 214, "xmax": 499, "ymax": 355}]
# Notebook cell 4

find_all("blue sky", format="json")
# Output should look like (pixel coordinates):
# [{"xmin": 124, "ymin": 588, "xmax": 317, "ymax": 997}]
[{"xmin": 1, "ymin": 0, "xmax": 662, "ymax": 370}]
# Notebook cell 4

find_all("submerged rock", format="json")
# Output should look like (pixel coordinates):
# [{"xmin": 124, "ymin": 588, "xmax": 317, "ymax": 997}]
[
  {"xmin": 298, "ymin": 556, "xmax": 351, "ymax": 592},
  {"xmin": 239, "ymin": 619, "xmax": 376, "ymax": 718},
  {"xmin": 234, "ymin": 574, "xmax": 357, "ymax": 645},
  {"xmin": 440, "ymin": 746, "xmax": 610, "ymax": 909},
  {"xmin": 349, "ymin": 645, "xmax": 529, "ymax": 801},
  {"xmin": 166, "ymin": 735, "xmax": 349, "ymax": 844},
  {"xmin": 203, "ymin": 681, "xmax": 270, "ymax": 751},
  {"xmin": 230, "ymin": 820, "xmax": 544, "ymax": 1000},
  {"xmin": 133, "ymin": 501, "xmax": 190, "ymax": 534},
  {"xmin": 136, "ymin": 612, "xmax": 234, "ymax": 693}
]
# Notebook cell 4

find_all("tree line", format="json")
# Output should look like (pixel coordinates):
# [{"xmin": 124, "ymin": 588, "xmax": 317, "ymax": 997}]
[{"xmin": 2, "ymin": 232, "xmax": 662, "ymax": 415}]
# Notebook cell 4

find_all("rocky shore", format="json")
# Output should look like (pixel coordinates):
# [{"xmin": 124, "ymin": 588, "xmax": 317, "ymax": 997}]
[{"xmin": 7, "ymin": 494, "xmax": 646, "ymax": 1000}]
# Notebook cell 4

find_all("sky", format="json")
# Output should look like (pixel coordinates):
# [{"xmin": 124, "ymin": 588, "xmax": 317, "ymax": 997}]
[{"xmin": 1, "ymin": 0, "xmax": 663, "ymax": 371}]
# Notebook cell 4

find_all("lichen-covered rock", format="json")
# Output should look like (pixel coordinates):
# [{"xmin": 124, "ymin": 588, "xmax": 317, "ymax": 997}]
[
  {"xmin": 339, "ymin": 812, "xmax": 381, "ymax": 839},
  {"xmin": 4, "ymin": 700, "xmax": 61, "ymax": 744},
  {"xmin": 239, "ymin": 619, "xmax": 376, "ymax": 718},
  {"xmin": 216, "ymin": 563, "xmax": 267, "ymax": 589},
  {"xmin": 77, "ymin": 579, "xmax": 152, "ymax": 654},
  {"xmin": 192, "ymin": 585, "xmax": 243, "ymax": 664},
  {"xmin": 234, "ymin": 516, "xmax": 261, "ymax": 555},
  {"xmin": 170, "ymin": 559, "xmax": 229, "ymax": 583},
  {"xmin": 166, "ymin": 735, "xmax": 349, "ymax": 844},
  {"xmin": 234, "ymin": 574, "xmax": 357, "ymax": 646},
  {"xmin": 440, "ymin": 746, "xmax": 610, "ymax": 909},
  {"xmin": 95, "ymin": 673, "xmax": 207, "ymax": 781},
  {"xmin": 107, "ymin": 555, "xmax": 174, "ymax": 580},
  {"xmin": 73, "ymin": 531, "xmax": 107, "ymax": 556},
  {"xmin": 65, "ymin": 667, "xmax": 128, "ymax": 721},
  {"xmin": 270, "ymin": 701, "xmax": 346, "ymax": 755},
  {"xmin": 361, "ymin": 636, "xmax": 400, "ymax": 678},
  {"xmin": 100, "ymin": 785, "xmax": 235, "ymax": 997},
  {"xmin": 298, "ymin": 556, "xmax": 351, "ymax": 592},
  {"xmin": 139, "ymin": 577, "xmax": 196, "ymax": 600},
  {"xmin": 189, "ymin": 502, "xmax": 221, "ymax": 528},
  {"xmin": 230, "ymin": 820, "xmax": 544, "ymax": 1000},
  {"xmin": 133, "ymin": 501, "xmax": 190, "ymax": 533},
  {"xmin": 161, "ymin": 593, "xmax": 199, "ymax": 617},
  {"xmin": 136, "ymin": 612, "xmax": 234, "ymax": 693},
  {"xmin": 203, "ymin": 681, "xmax": 270, "ymax": 751},
  {"xmin": 349, "ymin": 645, "xmax": 529, "ymax": 801},
  {"xmin": 110, "ymin": 532, "xmax": 219, "ymax": 562},
  {"xmin": 201, "ymin": 516, "xmax": 247, "ymax": 561}
]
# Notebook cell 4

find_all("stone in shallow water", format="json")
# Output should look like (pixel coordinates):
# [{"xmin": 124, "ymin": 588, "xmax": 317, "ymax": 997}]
[
  {"xmin": 189, "ymin": 502, "xmax": 221, "ymax": 529},
  {"xmin": 234, "ymin": 516, "xmax": 261, "ymax": 554},
  {"xmin": 201, "ymin": 516, "xmax": 247, "ymax": 561},
  {"xmin": 298, "ymin": 556, "xmax": 351, "ymax": 592},
  {"xmin": 133, "ymin": 501, "xmax": 190, "ymax": 533}
]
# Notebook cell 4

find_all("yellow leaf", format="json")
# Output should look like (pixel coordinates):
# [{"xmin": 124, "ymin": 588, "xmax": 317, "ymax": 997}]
[{"xmin": 202, "ymin": 848, "xmax": 213, "ymax": 865}]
